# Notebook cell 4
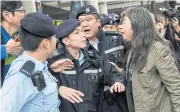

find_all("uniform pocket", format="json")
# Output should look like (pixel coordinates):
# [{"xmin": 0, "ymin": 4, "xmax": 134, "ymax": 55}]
[
  {"xmin": 138, "ymin": 63, "xmax": 155, "ymax": 88},
  {"xmin": 42, "ymin": 82, "xmax": 59, "ymax": 109}
]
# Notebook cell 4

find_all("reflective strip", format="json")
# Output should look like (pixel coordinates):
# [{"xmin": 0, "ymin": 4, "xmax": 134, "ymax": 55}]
[
  {"xmin": 84, "ymin": 69, "xmax": 102, "ymax": 74},
  {"xmin": 105, "ymin": 46, "xmax": 124, "ymax": 54},
  {"xmin": 62, "ymin": 70, "xmax": 76, "ymax": 74}
]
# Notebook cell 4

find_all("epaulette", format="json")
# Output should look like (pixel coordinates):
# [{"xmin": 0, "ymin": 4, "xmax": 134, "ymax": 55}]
[{"xmin": 19, "ymin": 60, "xmax": 35, "ymax": 77}]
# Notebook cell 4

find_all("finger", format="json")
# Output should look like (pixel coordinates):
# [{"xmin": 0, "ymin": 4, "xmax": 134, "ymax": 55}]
[
  {"xmin": 64, "ymin": 67, "xmax": 73, "ymax": 70},
  {"xmin": 114, "ymin": 84, "xmax": 118, "ymax": 92},
  {"xmin": 72, "ymin": 92, "xmax": 83, "ymax": 102},
  {"xmin": 171, "ymin": 18, "xmax": 176, "ymax": 23},
  {"xmin": 74, "ymin": 90, "xmax": 84, "ymax": 97},
  {"xmin": 65, "ymin": 64, "xmax": 74, "ymax": 68},
  {"xmin": 68, "ymin": 94, "xmax": 80, "ymax": 103},
  {"xmin": 65, "ymin": 60, "xmax": 74, "ymax": 65},
  {"xmin": 173, "ymin": 17, "xmax": 178, "ymax": 21},
  {"xmin": 110, "ymin": 86, "xmax": 114, "ymax": 94},
  {"xmin": 121, "ymin": 85, "xmax": 125, "ymax": 92},
  {"xmin": 66, "ymin": 97, "xmax": 75, "ymax": 103},
  {"xmin": 118, "ymin": 84, "xmax": 121, "ymax": 93}
]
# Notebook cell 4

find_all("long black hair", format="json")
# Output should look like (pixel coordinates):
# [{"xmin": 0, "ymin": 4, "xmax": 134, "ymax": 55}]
[{"xmin": 121, "ymin": 7, "xmax": 165, "ymax": 71}]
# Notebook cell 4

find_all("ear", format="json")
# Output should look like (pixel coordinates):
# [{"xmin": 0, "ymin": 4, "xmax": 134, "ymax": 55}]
[
  {"xmin": 96, "ymin": 19, "xmax": 101, "ymax": 27},
  {"xmin": 2, "ymin": 10, "xmax": 12, "ymax": 23},
  {"xmin": 42, "ymin": 39, "xmax": 50, "ymax": 49},
  {"xmin": 62, "ymin": 37, "xmax": 69, "ymax": 46}
]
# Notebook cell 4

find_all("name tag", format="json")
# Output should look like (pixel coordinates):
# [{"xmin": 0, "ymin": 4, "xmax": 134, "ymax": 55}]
[
  {"xmin": 62, "ymin": 70, "xmax": 76, "ymax": 74},
  {"xmin": 84, "ymin": 69, "xmax": 102, "ymax": 74}
]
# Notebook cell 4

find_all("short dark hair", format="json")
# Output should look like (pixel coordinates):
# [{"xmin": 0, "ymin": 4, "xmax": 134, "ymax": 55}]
[
  {"xmin": 19, "ymin": 27, "xmax": 44, "ymax": 51},
  {"xmin": 1, "ymin": 1, "xmax": 23, "ymax": 21}
]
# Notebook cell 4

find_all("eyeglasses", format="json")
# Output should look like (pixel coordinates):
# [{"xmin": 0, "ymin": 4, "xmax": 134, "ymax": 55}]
[
  {"xmin": 79, "ymin": 17, "xmax": 97, "ymax": 24},
  {"xmin": 10, "ymin": 9, "xmax": 26, "ymax": 14}
]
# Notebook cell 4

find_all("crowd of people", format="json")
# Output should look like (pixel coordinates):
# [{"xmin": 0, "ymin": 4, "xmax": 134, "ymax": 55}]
[{"xmin": 1, "ymin": 1, "xmax": 180, "ymax": 112}]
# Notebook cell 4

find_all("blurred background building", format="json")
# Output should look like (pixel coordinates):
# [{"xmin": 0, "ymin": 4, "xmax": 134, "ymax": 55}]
[{"xmin": 22, "ymin": 0, "xmax": 180, "ymax": 21}]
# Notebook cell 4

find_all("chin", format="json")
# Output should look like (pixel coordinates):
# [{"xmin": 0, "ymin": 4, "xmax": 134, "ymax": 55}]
[
  {"xmin": 81, "ymin": 44, "xmax": 87, "ymax": 48},
  {"xmin": 85, "ymin": 34, "xmax": 92, "ymax": 39}
]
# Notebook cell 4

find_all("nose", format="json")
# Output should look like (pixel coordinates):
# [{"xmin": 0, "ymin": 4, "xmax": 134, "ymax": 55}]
[{"xmin": 80, "ymin": 20, "xmax": 88, "ymax": 27}]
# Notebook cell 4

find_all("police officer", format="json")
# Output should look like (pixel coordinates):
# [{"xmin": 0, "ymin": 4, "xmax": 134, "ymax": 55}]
[
  {"xmin": 100, "ymin": 14, "xmax": 117, "ymax": 32},
  {"xmin": 76, "ymin": 5, "xmax": 129, "ymax": 112},
  {"xmin": 48, "ymin": 19, "xmax": 126, "ymax": 112},
  {"xmin": 100, "ymin": 13, "xmax": 130, "ymax": 69},
  {"xmin": 0, "ymin": 12, "xmax": 74, "ymax": 112}
]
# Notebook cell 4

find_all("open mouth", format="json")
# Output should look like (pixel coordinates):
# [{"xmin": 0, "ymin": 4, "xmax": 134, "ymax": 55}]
[{"xmin": 84, "ymin": 29, "xmax": 91, "ymax": 34}]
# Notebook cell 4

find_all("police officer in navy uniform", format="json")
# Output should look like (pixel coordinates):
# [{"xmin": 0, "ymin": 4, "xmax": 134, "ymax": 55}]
[
  {"xmin": 100, "ymin": 13, "xmax": 130, "ymax": 69},
  {"xmin": 100, "ymin": 13, "xmax": 118, "ymax": 32},
  {"xmin": 0, "ymin": 12, "xmax": 74, "ymax": 112},
  {"xmin": 76, "ymin": 5, "xmax": 129, "ymax": 112},
  {"xmin": 48, "ymin": 19, "xmax": 126, "ymax": 112}
]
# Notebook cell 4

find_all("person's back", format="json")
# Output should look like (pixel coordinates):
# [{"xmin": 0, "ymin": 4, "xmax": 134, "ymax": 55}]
[{"xmin": 1, "ymin": 12, "xmax": 60, "ymax": 112}]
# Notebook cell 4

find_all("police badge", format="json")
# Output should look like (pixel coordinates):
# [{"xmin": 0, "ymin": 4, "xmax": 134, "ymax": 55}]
[{"xmin": 86, "ymin": 8, "xmax": 90, "ymax": 13}]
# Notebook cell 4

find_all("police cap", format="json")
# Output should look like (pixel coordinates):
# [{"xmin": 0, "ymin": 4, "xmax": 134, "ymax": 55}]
[
  {"xmin": 100, "ymin": 14, "xmax": 113, "ymax": 27},
  {"xmin": 76, "ymin": 5, "xmax": 98, "ymax": 19},
  {"xmin": 20, "ymin": 12, "xmax": 58, "ymax": 38},
  {"xmin": 56, "ymin": 19, "xmax": 80, "ymax": 39}
]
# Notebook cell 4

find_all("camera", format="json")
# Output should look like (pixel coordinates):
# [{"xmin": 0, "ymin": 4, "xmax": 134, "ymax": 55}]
[
  {"xmin": 163, "ymin": 1, "xmax": 178, "ymax": 19},
  {"xmin": 163, "ymin": 9, "xmax": 177, "ymax": 18},
  {"xmin": 31, "ymin": 71, "xmax": 46, "ymax": 91}
]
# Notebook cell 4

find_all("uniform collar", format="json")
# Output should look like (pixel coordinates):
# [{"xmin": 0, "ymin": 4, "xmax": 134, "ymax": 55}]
[
  {"xmin": 63, "ymin": 48, "xmax": 85, "ymax": 67},
  {"xmin": 79, "ymin": 50, "xmax": 85, "ymax": 66},
  {"xmin": 89, "ymin": 39, "xmax": 99, "ymax": 45},
  {"xmin": 22, "ymin": 52, "xmax": 48, "ymax": 71}
]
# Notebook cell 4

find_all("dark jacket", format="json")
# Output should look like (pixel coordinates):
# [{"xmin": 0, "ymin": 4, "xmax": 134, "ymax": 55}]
[
  {"xmin": 48, "ymin": 48, "xmax": 125, "ymax": 112},
  {"xmin": 103, "ymin": 31, "xmax": 129, "ymax": 68},
  {"xmin": 84, "ymin": 28, "xmax": 129, "ymax": 112}
]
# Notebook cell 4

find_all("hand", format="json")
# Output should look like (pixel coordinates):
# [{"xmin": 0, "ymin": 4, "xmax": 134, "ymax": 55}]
[
  {"xmin": 171, "ymin": 17, "xmax": 179, "ymax": 28},
  {"xmin": 6, "ymin": 39, "xmax": 23, "ymax": 56},
  {"xmin": 50, "ymin": 59, "xmax": 74, "ymax": 72},
  {"xmin": 110, "ymin": 82, "xmax": 125, "ymax": 93},
  {"xmin": 59, "ymin": 86, "xmax": 84, "ymax": 103},
  {"xmin": 109, "ymin": 62, "xmax": 122, "ymax": 72}
]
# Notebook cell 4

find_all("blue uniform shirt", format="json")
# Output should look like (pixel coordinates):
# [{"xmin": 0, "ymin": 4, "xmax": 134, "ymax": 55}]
[{"xmin": 0, "ymin": 52, "xmax": 60, "ymax": 112}]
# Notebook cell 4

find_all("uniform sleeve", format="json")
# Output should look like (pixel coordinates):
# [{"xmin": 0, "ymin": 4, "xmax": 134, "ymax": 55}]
[
  {"xmin": 155, "ymin": 45, "xmax": 180, "ymax": 112},
  {"xmin": 102, "ymin": 60, "xmax": 126, "ymax": 86},
  {"xmin": 0, "ymin": 72, "xmax": 34, "ymax": 112},
  {"xmin": 1, "ymin": 45, "xmax": 7, "ymax": 60}
]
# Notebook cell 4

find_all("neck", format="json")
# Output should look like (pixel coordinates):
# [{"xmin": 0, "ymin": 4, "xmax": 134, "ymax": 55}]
[
  {"xmin": 1, "ymin": 22, "xmax": 18, "ymax": 36},
  {"xmin": 88, "ymin": 36, "xmax": 98, "ymax": 43},
  {"xmin": 66, "ymin": 46, "xmax": 80, "ymax": 59},
  {"xmin": 25, "ymin": 50, "xmax": 47, "ymax": 63}
]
